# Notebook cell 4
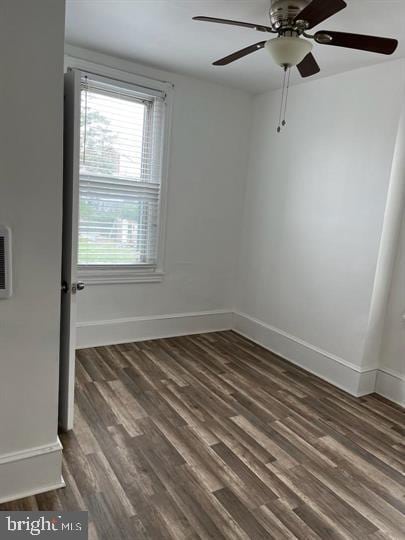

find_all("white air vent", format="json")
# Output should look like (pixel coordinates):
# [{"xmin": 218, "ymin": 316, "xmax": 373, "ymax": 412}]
[{"xmin": 0, "ymin": 226, "xmax": 12, "ymax": 298}]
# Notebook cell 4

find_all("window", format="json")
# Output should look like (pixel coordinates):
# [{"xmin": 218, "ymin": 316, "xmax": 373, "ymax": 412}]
[{"xmin": 78, "ymin": 72, "xmax": 167, "ymax": 282}]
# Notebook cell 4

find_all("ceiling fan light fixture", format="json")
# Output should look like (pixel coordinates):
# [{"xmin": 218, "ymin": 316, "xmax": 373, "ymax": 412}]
[{"xmin": 265, "ymin": 36, "xmax": 313, "ymax": 67}]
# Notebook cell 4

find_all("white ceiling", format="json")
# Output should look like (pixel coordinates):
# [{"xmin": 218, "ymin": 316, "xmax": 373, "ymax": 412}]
[{"xmin": 65, "ymin": 0, "xmax": 405, "ymax": 94}]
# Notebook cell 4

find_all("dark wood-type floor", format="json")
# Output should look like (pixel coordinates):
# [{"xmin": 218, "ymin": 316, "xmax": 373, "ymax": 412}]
[{"xmin": 1, "ymin": 331, "xmax": 405, "ymax": 539}]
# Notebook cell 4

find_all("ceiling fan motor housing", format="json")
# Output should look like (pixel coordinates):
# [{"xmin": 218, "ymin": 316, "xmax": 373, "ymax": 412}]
[{"xmin": 269, "ymin": 0, "xmax": 311, "ymax": 30}]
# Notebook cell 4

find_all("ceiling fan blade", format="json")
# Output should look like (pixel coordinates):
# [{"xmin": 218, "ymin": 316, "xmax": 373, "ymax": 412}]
[
  {"xmin": 295, "ymin": 0, "xmax": 347, "ymax": 29},
  {"xmin": 297, "ymin": 53, "xmax": 320, "ymax": 77},
  {"xmin": 213, "ymin": 41, "xmax": 266, "ymax": 66},
  {"xmin": 193, "ymin": 16, "xmax": 273, "ymax": 33},
  {"xmin": 315, "ymin": 31, "xmax": 398, "ymax": 55}
]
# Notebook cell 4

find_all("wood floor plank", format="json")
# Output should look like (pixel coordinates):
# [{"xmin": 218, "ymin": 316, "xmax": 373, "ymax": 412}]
[
  {"xmin": 214, "ymin": 487, "xmax": 273, "ymax": 540},
  {"xmin": 262, "ymin": 499, "xmax": 324, "ymax": 540},
  {"xmin": 0, "ymin": 330, "xmax": 404, "ymax": 539}
]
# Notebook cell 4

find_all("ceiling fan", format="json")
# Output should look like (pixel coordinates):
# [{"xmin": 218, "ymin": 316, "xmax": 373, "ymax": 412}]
[
  {"xmin": 193, "ymin": 0, "xmax": 398, "ymax": 77},
  {"xmin": 193, "ymin": 0, "xmax": 398, "ymax": 131}
]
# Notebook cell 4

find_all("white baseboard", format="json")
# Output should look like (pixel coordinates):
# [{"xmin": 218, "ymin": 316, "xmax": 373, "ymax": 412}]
[
  {"xmin": 76, "ymin": 308, "xmax": 403, "ymax": 407},
  {"xmin": 232, "ymin": 312, "xmax": 377, "ymax": 397},
  {"xmin": 375, "ymin": 368, "xmax": 405, "ymax": 407},
  {"xmin": 0, "ymin": 439, "xmax": 64, "ymax": 505},
  {"xmin": 77, "ymin": 309, "xmax": 233, "ymax": 349}
]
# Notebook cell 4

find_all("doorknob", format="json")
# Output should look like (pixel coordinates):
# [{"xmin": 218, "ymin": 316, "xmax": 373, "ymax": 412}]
[
  {"xmin": 61, "ymin": 281, "xmax": 69, "ymax": 293},
  {"xmin": 70, "ymin": 282, "xmax": 85, "ymax": 294}
]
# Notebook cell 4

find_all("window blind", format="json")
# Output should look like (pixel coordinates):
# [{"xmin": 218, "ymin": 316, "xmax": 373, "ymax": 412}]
[{"xmin": 78, "ymin": 74, "xmax": 165, "ymax": 267}]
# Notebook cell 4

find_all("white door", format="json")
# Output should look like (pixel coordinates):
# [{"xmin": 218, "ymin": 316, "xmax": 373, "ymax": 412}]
[{"xmin": 59, "ymin": 69, "xmax": 83, "ymax": 431}]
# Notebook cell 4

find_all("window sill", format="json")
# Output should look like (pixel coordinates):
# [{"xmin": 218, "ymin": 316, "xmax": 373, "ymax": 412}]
[{"xmin": 78, "ymin": 268, "xmax": 164, "ymax": 285}]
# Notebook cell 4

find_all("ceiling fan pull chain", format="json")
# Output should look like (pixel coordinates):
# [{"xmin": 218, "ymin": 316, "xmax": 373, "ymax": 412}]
[
  {"xmin": 282, "ymin": 67, "xmax": 291, "ymax": 128},
  {"xmin": 277, "ymin": 66, "xmax": 288, "ymax": 133}
]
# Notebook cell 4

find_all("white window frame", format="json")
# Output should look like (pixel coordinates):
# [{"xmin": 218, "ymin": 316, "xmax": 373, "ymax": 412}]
[{"xmin": 65, "ymin": 57, "xmax": 173, "ymax": 285}]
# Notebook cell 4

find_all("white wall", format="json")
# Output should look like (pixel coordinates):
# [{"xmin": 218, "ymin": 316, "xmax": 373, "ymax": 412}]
[
  {"xmin": 64, "ymin": 46, "xmax": 252, "ymax": 347},
  {"xmin": 378, "ymin": 210, "xmax": 405, "ymax": 406},
  {"xmin": 235, "ymin": 59, "xmax": 405, "ymax": 395},
  {"xmin": 381, "ymin": 212, "xmax": 405, "ymax": 376},
  {"xmin": 0, "ymin": 0, "xmax": 65, "ymax": 502}
]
